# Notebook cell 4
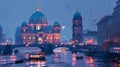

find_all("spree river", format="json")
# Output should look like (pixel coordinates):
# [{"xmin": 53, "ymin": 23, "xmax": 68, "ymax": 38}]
[{"xmin": 0, "ymin": 51, "xmax": 119, "ymax": 67}]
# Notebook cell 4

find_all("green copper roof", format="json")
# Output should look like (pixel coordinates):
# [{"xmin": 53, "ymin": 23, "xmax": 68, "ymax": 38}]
[
  {"xmin": 29, "ymin": 11, "xmax": 46, "ymax": 21},
  {"xmin": 54, "ymin": 21, "xmax": 60, "ymax": 26},
  {"xmin": 73, "ymin": 11, "xmax": 82, "ymax": 20},
  {"xmin": 22, "ymin": 21, "xmax": 27, "ymax": 27}
]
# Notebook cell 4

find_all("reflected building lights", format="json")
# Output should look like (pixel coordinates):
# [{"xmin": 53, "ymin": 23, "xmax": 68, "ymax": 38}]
[
  {"xmin": 25, "ymin": 53, "xmax": 29, "ymax": 59},
  {"xmin": 30, "ymin": 60, "xmax": 46, "ymax": 67},
  {"xmin": 54, "ymin": 53, "xmax": 60, "ymax": 62},
  {"xmin": 10, "ymin": 55, "xmax": 16, "ymax": 61},
  {"xmin": 72, "ymin": 53, "xmax": 77, "ymax": 66},
  {"xmin": 85, "ymin": 56, "xmax": 95, "ymax": 67}
]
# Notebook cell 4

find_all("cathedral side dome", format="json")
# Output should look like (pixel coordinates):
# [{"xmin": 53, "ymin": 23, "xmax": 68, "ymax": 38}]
[
  {"xmin": 0, "ymin": 25, "xmax": 3, "ymax": 35},
  {"xmin": 21, "ymin": 21, "xmax": 28, "ymax": 27},
  {"xmin": 54, "ymin": 21, "xmax": 60, "ymax": 26}
]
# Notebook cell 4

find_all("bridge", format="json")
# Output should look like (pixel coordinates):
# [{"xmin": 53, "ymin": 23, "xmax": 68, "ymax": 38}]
[
  {"xmin": 53, "ymin": 47, "xmax": 70, "ymax": 53},
  {"xmin": 12, "ymin": 47, "xmax": 42, "ymax": 55},
  {"xmin": 0, "ymin": 44, "xmax": 99, "ymax": 55}
]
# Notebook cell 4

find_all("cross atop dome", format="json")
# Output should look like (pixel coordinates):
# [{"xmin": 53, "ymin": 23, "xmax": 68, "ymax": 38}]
[
  {"xmin": 36, "ymin": 2, "xmax": 40, "ymax": 11},
  {"xmin": 36, "ymin": 7, "xmax": 40, "ymax": 12}
]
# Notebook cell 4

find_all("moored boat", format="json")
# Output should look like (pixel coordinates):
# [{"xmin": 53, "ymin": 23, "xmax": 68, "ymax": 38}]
[{"xmin": 76, "ymin": 52, "xmax": 84, "ymax": 60}]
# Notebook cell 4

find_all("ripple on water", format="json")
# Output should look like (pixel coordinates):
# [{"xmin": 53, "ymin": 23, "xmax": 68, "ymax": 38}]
[{"xmin": 49, "ymin": 62, "xmax": 72, "ymax": 67}]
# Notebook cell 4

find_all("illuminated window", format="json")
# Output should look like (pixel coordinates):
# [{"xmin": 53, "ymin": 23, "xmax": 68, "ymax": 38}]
[
  {"xmin": 33, "ymin": 37, "xmax": 35, "ymax": 39},
  {"xmin": 36, "ymin": 25, "xmax": 41, "ymax": 30},
  {"xmin": 56, "ymin": 37, "xmax": 58, "ymax": 39},
  {"xmin": 38, "ymin": 37, "xmax": 43, "ymax": 44},
  {"xmin": 32, "ymin": 26, "xmax": 34, "ymax": 30},
  {"xmin": 23, "ymin": 37, "xmax": 26, "ymax": 39},
  {"xmin": 51, "ymin": 37, "xmax": 53, "ymax": 39},
  {"xmin": 86, "ymin": 39, "xmax": 95, "ymax": 44},
  {"xmin": 23, "ymin": 29, "xmax": 26, "ymax": 32},
  {"xmin": 46, "ymin": 37, "xmax": 49, "ymax": 39},
  {"xmin": 29, "ymin": 37, "xmax": 31, "ymax": 39}
]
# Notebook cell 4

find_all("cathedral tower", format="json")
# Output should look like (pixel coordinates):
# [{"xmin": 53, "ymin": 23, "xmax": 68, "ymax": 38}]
[
  {"xmin": 72, "ymin": 11, "xmax": 83, "ymax": 44},
  {"xmin": 53, "ymin": 21, "xmax": 60, "ymax": 44}
]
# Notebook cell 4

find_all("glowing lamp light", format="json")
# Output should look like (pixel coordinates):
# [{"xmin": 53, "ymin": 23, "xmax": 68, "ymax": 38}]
[
  {"xmin": 73, "ymin": 45, "xmax": 75, "ymax": 48},
  {"xmin": 61, "ymin": 26, "xmax": 66, "ymax": 30}
]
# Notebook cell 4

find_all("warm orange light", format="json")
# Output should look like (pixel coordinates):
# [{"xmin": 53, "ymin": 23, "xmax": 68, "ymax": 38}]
[
  {"xmin": 89, "ymin": 57, "xmax": 94, "ymax": 63},
  {"xmin": 38, "ymin": 37, "xmax": 43, "ymax": 44},
  {"xmin": 36, "ymin": 25, "xmax": 41, "ymax": 30},
  {"xmin": 56, "ymin": 37, "xmax": 58, "ymax": 39},
  {"xmin": 86, "ymin": 39, "xmax": 94, "ymax": 44},
  {"xmin": 30, "ymin": 55, "xmax": 43, "ymax": 58}
]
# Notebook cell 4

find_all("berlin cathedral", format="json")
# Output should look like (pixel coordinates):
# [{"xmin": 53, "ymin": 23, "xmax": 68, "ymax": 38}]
[{"xmin": 15, "ymin": 7, "xmax": 61, "ymax": 45}]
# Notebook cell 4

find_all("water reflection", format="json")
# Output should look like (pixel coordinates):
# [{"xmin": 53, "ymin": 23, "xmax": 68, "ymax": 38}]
[
  {"xmin": 72, "ymin": 53, "xmax": 77, "ymax": 67},
  {"xmin": 0, "ymin": 52, "xmax": 120, "ymax": 67},
  {"xmin": 0, "ymin": 56, "xmax": 7, "ymax": 64},
  {"xmin": 54, "ymin": 53, "xmax": 60, "ymax": 62},
  {"xmin": 89, "ymin": 57, "xmax": 94, "ymax": 67},
  {"xmin": 25, "ymin": 53, "xmax": 29, "ymax": 59},
  {"xmin": 30, "ymin": 60, "xmax": 46, "ymax": 67},
  {"xmin": 114, "ymin": 63, "xmax": 120, "ymax": 67},
  {"xmin": 10, "ymin": 55, "xmax": 16, "ymax": 61}
]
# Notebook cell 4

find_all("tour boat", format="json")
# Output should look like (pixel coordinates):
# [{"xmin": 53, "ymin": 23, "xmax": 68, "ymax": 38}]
[{"xmin": 29, "ymin": 52, "xmax": 46, "ymax": 61}]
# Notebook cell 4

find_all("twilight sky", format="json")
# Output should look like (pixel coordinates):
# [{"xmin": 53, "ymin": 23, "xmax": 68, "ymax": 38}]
[{"xmin": 0, "ymin": 0, "xmax": 117, "ymax": 42}]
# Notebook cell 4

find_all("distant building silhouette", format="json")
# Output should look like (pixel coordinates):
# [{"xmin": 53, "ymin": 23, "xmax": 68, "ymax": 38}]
[
  {"xmin": 1, "ymin": 34, "xmax": 13, "ymax": 45},
  {"xmin": 97, "ymin": 0, "xmax": 120, "ymax": 50},
  {"xmin": 97, "ymin": 16, "xmax": 112, "ymax": 46},
  {"xmin": 0, "ymin": 25, "xmax": 3, "ymax": 43},
  {"xmin": 72, "ymin": 11, "xmax": 83, "ymax": 44},
  {"xmin": 15, "ymin": 26, "xmax": 22, "ymax": 44},
  {"xmin": 15, "ymin": 7, "xmax": 61, "ymax": 45}
]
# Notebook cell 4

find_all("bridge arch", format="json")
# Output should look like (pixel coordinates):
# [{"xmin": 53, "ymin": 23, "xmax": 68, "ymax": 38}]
[
  {"xmin": 12, "ymin": 47, "xmax": 42, "ymax": 55},
  {"xmin": 53, "ymin": 47, "xmax": 70, "ymax": 53}
]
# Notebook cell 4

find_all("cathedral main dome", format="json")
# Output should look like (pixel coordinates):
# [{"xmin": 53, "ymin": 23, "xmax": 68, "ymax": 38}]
[{"xmin": 29, "ymin": 8, "xmax": 46, "ymax": 22}]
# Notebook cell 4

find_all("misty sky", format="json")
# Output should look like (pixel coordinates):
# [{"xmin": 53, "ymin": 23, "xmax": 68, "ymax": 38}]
[{"xmin": 0, "ymin": 0, "xmax": 117, "ymax": 42}]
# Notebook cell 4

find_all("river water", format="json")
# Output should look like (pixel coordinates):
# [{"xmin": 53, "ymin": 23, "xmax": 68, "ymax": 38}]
[{"xmin": 0, "ymin": 51, "xmax": 119, "ymax": 67}]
